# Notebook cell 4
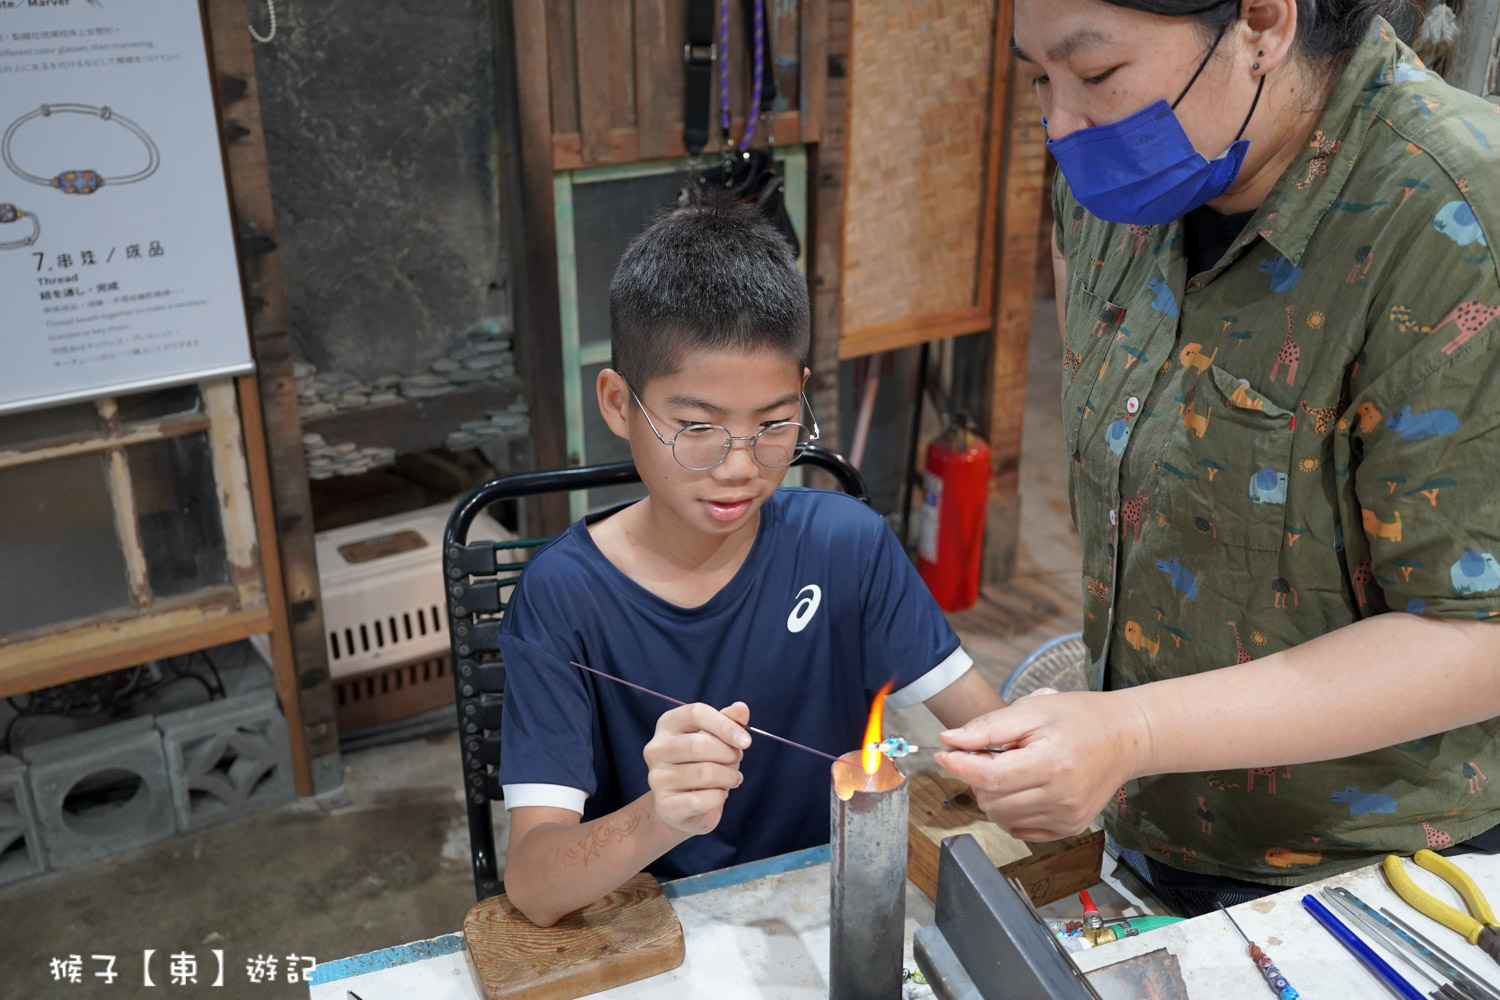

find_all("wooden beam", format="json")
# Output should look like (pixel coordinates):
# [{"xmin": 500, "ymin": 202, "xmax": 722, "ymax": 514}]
[
  {"xmin": 983, "ymin": 39, "xmax": 1049, "ymax": 586},
  {"xmin": 574, "ymin": 0, "xmax": 615, "ymax": 165},
  {"xmin": 0, "ymin": 411, "xmax": 211, "ymax": 470},
  {"xmin": 0, "ymin": 602, "xmax": 273, "ymax": 700},
  {"xmin": 237, "ymin": 374, "xmax": 313, "ymax": 796},
  {"xmin": 806, "ymin": 0, "xmax": 847, "ymax": 468},
  {"xmin": 838, "ymin": 305, "xmax": 992, "ymax": 360},
  {"xmin": 501, "ymin": 0, "xmax": 571, "ymax": 534},
  {"xmin": 203, "ymin": 0, "xmax": 340, "ymax": 780}
]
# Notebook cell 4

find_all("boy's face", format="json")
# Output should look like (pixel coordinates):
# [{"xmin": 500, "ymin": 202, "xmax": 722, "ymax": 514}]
[{"xmin": 598, "ymin": 346, "xmax": 809, "ymax": 539}]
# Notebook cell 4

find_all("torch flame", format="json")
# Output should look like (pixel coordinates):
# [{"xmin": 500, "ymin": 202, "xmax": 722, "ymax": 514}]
[{"xmin": 861, "ymin": 680, "xmax": 894, "ymax": 774}]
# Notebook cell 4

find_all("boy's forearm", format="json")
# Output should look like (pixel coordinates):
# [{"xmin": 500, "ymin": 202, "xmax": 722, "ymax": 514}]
[
  {"xmin": 506, "ymin": 794, "xmax": 689, "ymax": 926},
  {"xmin": 1122, "ymin": 612, "xmax": 1500, "ymax": 778}
]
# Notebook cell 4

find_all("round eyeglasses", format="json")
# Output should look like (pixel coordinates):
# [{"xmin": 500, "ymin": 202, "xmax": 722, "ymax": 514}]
[{"xmin": 632, "ymin": 391, "xmax": 820, "ymax": 471}]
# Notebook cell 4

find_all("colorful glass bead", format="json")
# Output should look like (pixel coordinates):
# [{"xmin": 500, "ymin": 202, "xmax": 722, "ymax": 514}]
[
  {"xmin": 868, "ymin": 735, "xmax": 915, "ymax": 758},
  {"xmin": 0, "ymin": 204, "xmax": 17, "ymax": 223},
  {"xmin": 54, "ymin": 170, "xmax": 103, "ymax": 194}
]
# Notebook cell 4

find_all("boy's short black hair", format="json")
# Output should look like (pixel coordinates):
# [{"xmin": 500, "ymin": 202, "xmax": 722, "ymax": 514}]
[{"xmin": 609, "ymin": 191, "xmax": 809, "ymax": 392}]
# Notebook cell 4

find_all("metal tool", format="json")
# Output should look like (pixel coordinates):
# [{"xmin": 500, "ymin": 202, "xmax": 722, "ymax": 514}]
[
  {"xmin": 866, "ymin": 735, "xmax": 1010, "ymax": 759},
  {"xmin": 1218, "ymin": 903, "xmax": 1303, "ymax": 999},
  {"xmin": 1304, "ymin": 893, "xmax": 1427, "ymax": 1000},
  {"xmin": 563, "ymin": 659, "xmax": 863, "ymax": 769},
  {"xmin": 830, "ymin": 750, "xmax": 908, "ymax": 1000},
  {"xmin": 1323, "ymin": 887, "xmax": 1500, "ymax": 1000},
  {"xmin": 1385, "ymin": 852, "xmax": 1500, "ymax": 964},
  {"xmin": 1382, "ymin": 906, "xmax": 1500, "ymax": 1000}
]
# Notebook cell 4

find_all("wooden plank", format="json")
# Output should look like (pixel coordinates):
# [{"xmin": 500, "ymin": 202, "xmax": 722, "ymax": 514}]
[
  {"xmin": 609, "ymin": 1, "xmax": 635, "ymax": 130},
  {"xmin": 550, "ymin": 111, "xmax": 803, "ymax": 170},
  {"xmin": 838, "ymin": 305, "xmax": 991, "ymax": 360},
  {"xmin": 972, "ymin": 0, "xmax": 1014, "ymax": 317},
  {"xmin": 0, "ymin": 602, "xmax": 273, "ymax": 699},
  {"xmin": 463, "ymin": 873, "xmax": 685, "ymax": 999},
  {"xmin": 984, "ymin": 49, "xmax": 1049, "ymax": 586},
  {"xmin": 203, "ymin": 0, "xmax": 340, "ymax": 772},
  {"xmin": 800, "ymin": 0, "xmax": 826, "ymax": 143},
  {"xmin": 574, "ymin": 0, "xmax": 615, "ymax": 165},
  {"xmin": 632, "ymin": 0, "xmax": 674, "ymax": 160},
  {"xmin": 0, "ymin": 411, "xmax": 211, "ymax": 470},
  {"xmin": 806, "ymin": 0, "xmax": 847, "ymax": 470},
  {"xmin": 203, "ymin": 379, "xmax": 265, "ymax": 610},
  {"xmin": 237, "ymin": 374, "xmax": 313, "ymax": 796},
  {"xmin": 298, "ymin": 379, "xmax": 527, "ymax": 456},
  {"xmin": 906, "ymin": 770, "xmax": 1104, "ymax": 908},
  {"xmin": 502, "ymin": 0, "xmax": 572, "ymax": 534},
  {"xmin": 547, "ymin": 1, "xmax": 579, "ymax": 136}
]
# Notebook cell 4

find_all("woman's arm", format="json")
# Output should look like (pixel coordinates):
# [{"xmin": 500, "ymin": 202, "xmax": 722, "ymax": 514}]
[{"xmin": 938, "ymin": 613, "xmax": 1500, "ymax": 840}]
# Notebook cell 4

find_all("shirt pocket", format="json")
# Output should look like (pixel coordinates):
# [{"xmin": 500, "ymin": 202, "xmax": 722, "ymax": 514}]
[
  {"xmin": 1061, "ymin": 280, "xmax": 1127, "ymax": 458},
  {"xmin": 1157, "ymin": 365, "xmax": 1294, "ymax": 553}
]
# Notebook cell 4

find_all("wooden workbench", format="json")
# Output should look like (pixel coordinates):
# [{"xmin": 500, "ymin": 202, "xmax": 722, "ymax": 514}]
[{"xmin": 307, "ymin": 847, "xmax": 1500, "ymax": 999}]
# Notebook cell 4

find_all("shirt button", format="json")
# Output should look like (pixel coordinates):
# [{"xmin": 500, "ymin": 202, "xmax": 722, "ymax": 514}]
[
  {"xmin": 1109, "ymin": 508, "xmax": 1118, "ymax": 525},
  {"xmin": 1126, "ymin": 396, "xmax": 1140, "ymax": 414}
]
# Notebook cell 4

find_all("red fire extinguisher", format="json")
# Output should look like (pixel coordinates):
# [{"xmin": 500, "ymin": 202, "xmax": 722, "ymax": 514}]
[{"xmin": 918, "ymin": 415, "xmax": 991, "ymax": 611}]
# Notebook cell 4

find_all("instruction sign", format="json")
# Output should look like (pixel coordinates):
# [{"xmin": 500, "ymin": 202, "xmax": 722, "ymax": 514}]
[{"xmin": 0, "ymin": 0, "xmax": 252, "ymax": 415}]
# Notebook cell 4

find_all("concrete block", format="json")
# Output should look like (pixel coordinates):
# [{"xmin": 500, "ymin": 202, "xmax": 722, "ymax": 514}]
[
  {"xmin": 0, "ymin": 755, "xmax": 46, "ymax": 885},
  {"xmin": 24, "ymin": 719, "xmax": 175, "ymax": 871},
  {"xmin": 157, "ymin": 691, "xmax": 295, "ymax": 832}
]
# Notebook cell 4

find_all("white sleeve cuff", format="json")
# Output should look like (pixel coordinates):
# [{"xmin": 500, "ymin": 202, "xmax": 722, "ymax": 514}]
[
  {"xmin": 502, "ymin": 783, "xmax": 587, "ymax": 814},
  {"xmin": 885, "ymin": 646, "xmax": 975, "ymax": 709}
]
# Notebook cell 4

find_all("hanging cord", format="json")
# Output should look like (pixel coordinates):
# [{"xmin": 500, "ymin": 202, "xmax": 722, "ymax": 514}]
[
  {"xmin": 739, "ymin": 0, "xmax": 765, "ymax": 151},
  {"xmin": 717, "ymin": 0, "xmax": 732, "ymax": 166},
  {"xmin": 249, "ymin": 0, "xmax": 277, "ymax": 43}
]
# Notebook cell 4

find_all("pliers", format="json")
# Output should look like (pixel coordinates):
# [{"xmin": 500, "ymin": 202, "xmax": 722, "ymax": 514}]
[{"xmin": 1384, "ymin": 850, "xmax": 1500, "ymax": 964}]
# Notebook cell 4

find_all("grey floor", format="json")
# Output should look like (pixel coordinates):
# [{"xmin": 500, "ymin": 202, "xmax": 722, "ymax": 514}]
[{"xmin": 3, "ymin": 304, "xmax": 1082, "ymax": 999}]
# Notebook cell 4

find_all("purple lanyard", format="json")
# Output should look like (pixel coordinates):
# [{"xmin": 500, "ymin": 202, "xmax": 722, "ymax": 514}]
[{"xmin": 718, "ymin": 0, "xmax": 765, "ymax": 153}]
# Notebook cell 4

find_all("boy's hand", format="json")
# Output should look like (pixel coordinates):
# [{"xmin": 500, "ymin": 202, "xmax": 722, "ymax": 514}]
[
  {"xmin": 643, "ymin": 701, "xmax": 751, "ymax": 837},
  {"xmin": 934, "ymin": 689, "xmax": 1149, "ymax": 841}
]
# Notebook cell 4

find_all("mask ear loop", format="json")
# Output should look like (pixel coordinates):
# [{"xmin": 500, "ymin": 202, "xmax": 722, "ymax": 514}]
[
  {"xmin": 1232, "ymin": 74, "xmax": 1266, "ymax": 142},
  {"xmin": 1171, "ymin": 18, "xmax": 1233, "ymax": 109}
]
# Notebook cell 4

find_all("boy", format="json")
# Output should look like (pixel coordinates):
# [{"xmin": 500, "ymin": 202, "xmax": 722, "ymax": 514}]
[{"xmin": 498, "ymin": 194, "xmax": 1004, "ymax": 926}]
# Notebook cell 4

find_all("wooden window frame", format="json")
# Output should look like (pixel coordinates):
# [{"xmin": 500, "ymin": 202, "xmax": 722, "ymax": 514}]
[{"xmin": 0, "ymin": 376, "xmax": 273, "ymax": 697}]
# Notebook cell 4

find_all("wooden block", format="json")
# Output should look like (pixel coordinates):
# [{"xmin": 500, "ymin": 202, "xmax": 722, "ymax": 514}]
[
  {"xmin": 463, "ymin": 873, "xmax": 685, "ymax": 1000},
  {"xmin": 906, "ymin": 770, "xmax": 1103, "ymax": 908}
]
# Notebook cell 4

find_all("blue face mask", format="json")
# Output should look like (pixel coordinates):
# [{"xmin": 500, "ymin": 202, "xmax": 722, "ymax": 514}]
[{"xmin": 1045, "ymin": 24, "xmax": 1264, "ymax": 226}]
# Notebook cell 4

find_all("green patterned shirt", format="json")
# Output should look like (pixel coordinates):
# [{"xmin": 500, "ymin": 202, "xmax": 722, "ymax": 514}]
[{"xmin": 1055, "ymin": 19, "xmax": 1500, "ymax": 885}]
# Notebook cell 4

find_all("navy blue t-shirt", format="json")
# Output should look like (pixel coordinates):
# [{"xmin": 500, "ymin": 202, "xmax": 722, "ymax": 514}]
[{"xmin": 497, "ymin": 487, "xmax": 972, "ymax": 880}]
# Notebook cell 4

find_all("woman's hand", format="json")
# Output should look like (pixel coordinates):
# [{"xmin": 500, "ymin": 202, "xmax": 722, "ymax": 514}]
[
  {"xmin": 935, "ymin": 688, "xmax": 1150, "ymax": 841},
  {"xmin": 643, "ymin": 701, "xmax": 751, "ymax": 837}
]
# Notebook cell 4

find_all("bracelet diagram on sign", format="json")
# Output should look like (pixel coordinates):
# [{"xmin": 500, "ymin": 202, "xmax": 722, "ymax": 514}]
[
  {"xmin": 3, "ymin": 103, "xmax": 160, "ymax": 195},
  {"xmin": 0, "ymin": 202, "xmax": 40, "ymax": 249}
]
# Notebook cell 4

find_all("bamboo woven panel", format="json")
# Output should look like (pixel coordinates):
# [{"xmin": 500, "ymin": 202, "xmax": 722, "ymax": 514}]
[{"xmin": 842, "ymin": 0, "xmax": 997, "ymax": 334}]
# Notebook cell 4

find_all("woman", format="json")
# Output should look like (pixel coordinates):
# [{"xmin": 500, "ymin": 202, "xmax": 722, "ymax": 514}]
[{"xmin": 938, "ymin": 0, "xmax": 1500, "ymax": 915}]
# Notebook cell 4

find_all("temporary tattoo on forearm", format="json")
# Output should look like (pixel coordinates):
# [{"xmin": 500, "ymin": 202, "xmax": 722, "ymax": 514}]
[{"xmin": 565, "ymin": 809, "xmax": 645, "ymax": 865}]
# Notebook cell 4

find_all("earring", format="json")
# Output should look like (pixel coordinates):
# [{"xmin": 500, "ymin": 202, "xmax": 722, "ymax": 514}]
[{"xmin": 1252, "ymin": 62, "xmax": 1260, "ymax": 71}]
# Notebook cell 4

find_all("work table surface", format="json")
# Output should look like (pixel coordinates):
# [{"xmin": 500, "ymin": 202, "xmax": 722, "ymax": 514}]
[{"xmin": 308, "ymin": 847, "xmax": 1500, "ymax": 999}]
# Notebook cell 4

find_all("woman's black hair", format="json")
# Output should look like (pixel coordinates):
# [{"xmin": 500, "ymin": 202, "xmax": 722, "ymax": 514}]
[{"xmin": 1097, "ymin": 0, "xmax": 1404, "ymax": 70}]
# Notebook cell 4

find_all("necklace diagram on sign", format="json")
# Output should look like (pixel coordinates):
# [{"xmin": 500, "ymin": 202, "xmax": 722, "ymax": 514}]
[
  {"xmin": 3, "ymin": 103, "xmax": 160, "ymax": 195},
  {"xmin": 0, "ymin": 203, "xmax": 40, "ymax": 249}
]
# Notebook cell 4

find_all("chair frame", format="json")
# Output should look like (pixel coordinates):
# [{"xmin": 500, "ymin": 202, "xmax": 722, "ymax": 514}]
[{"xmin": 442, "ymin": 445, "xmax": 868, "ymax": 899}]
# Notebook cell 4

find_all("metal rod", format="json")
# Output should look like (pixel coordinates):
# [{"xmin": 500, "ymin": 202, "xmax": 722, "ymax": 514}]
[
  {"xmin": 1326, "ymin": 889, "xmax": 1499, "ymax": 1000},
  {"xmin": 1381, "ymin": 908, "xmax": 1500, "ymax": 1000},
  {"xmin": 565, "ymin": 660, "xmax": 862, "ymax": 769},
  {"xmin": 1323, "ymin": 890, "xmax": 1446, "ymax": 990},
  {"xmin": 831, "ymin": 751, "xmax": 909, "ymax": 1000}
]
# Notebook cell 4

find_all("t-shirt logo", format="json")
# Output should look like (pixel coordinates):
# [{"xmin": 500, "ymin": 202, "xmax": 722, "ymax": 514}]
[{"xmin": 787, "ymin": 584, "xmax": 822, "ymax": 633}]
